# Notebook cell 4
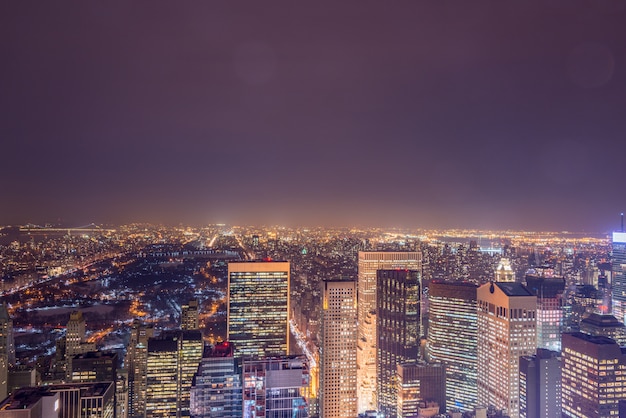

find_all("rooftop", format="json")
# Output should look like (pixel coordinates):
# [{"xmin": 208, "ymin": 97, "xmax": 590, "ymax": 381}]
[{"xmin": 495, "ymin": 282, "xmax": 533, "ymax": 297}]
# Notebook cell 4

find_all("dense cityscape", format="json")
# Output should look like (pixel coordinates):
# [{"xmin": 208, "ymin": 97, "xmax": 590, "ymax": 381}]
[{"xmin": 0, "ymin": 221, "xmax": 620, "ymax": 417}]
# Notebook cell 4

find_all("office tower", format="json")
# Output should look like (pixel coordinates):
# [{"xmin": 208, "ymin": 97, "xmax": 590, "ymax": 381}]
[
  {"xmin": 356, "ymin": 251, "xmax": 421, "ymax": 413},
  {"xmin": 0, "ymin": 303, "xmax": 15, "ymax": 366},
  {"xmin": 146, "ymin": 336, "xmax": 178, "ymax": 418},
  {"xmin": 0, "ymin": 387, "xmax": 60, "ymax": 418},
  {"xmin": 580, "ymin": 313, "xmax": 626, "ymax": 345},
  {"xmin": 495, "ymin": 258, "xmax": 515, "ymax": 282},
  {"xmin": 178, "ymin": 330, "xmax": 204, "ymax": 417},
  {"xmin": 319, "ymin": 279, "xmax": 357, "ymax": 418},
  {"xmin": 525, "ymin": 275, "xmax": 565, "ymax": 351},
  {"xmin": 612, "ymin": 231, "xmax": 626, "ymax": 323},
  {"xmin": 428, "ymin": 281, "xmax": 478, "ymax": 412},
  {"xmin": 116, "ymin": 369, "xmax": 129, "ymax": 418},
  {"xmin": 227, "ymin": 260, "xmax": 290, "ymax": 358},
  {"xmin": 190, "ymin": 341, "xmax": 242, "ymax": 418},
  {"xmin": 477, "ymin": 282, "xmax": 537, "ymax": 418},
  {"xmin": 396, "ymin": 361, "xmax": 446, "ymax": 418},
  {"xmin": 376, "ymin": 269, "xmax": 420, "ymax": 417},
  {"xmin": 47, "ymin": 381, "xmax": 115, "ymax": 418},
  {"xmin": 519, "ymin": 349, "xmax": 561, "ymax": 418},
  {"xmin": 126, "ymin": 320, "xmax": 154, "ymax": 418},
  {"xmin": 242, "ymin": 356, "xmax": 310, "ymax": 417},
  {"xmin": 562, "ymin": 332, "xmax": 626, "ymax": 417},
  {"xmin": 181, "ymin": 299, "xmax": 200, "ymax": 331},
  {"xmin": 70, "ymin": 351, "xmax": 118, "ymax": 383},
  {"xmin": 65, "ymin": 311, "xmax": 95, "ymax": 358}
]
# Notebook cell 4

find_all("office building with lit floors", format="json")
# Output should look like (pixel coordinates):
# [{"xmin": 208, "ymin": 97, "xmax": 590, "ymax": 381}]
[
  {"xmin": 356, "ymin": 251, "xmax": 421, "ymax": 413},
  {"xmin": 428, "ymin": 281, "xmax": 477, "ymax": 412},
  {"xmin": 376, "ymin": 269, "xmax": 420, "ymax": 417},
  {"xmin": 227, "ymin": 260, "xmax": 290, "ymax": 358},
  {"xmin": 519, "ymin": 349, "xmax": 561, "ymax": 418},
  {"xmin": 47, "ymin": 382, "xmax": 115, "ymax": 418},
  {"xmin": 146, "ymin": 337, "xmax": 178, "ymax": 418},
  {"xmin": 242, "ymin": 356, "xmax": 310, "ymax": 418},
  {"xmin": 477, "ymin": 282, "xmax": 537, "ymax": 418},
  {"xmin": 525, "ymin": 275, "xmax": 565, "ymax": 351},
  {"xmin": 612, "ymin": 232, "xmax": 626, "ymax": 323},
  {"xmin": 561, "ymin": 332, "xmax": 626, "ymax": 418},
  {"xmin": 125, "ymin": 320, "xmax": 154, "ymax": 418},
  {"xmin": 319, "ymin": 279, "xmax": 357, "ymax": 418},
  {"xmin": 396, "ymin": 361, "xmax": 446, "ymax": 418}
]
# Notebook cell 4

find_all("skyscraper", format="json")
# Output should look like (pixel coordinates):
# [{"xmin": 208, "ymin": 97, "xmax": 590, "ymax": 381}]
[
  {"xmin": 319, "ymin": 279, "xmax": 357, "ymax": 418},
  {"xmin": 227, "ymin": 260, "xmax": 290, "ymax": 358},
  {"xmin": 146, "ymin": 337, "xmax": 178, "ymax": 418},
  {"xmin": 356, "ymin": 251, "xmax": 421, "ymax": 413},
  {"xmin": 477, "ymin": 282, "xmax": 537, "ymax": 418},
  {"xmin": 376, "ymin": 269, "xmax": 420, "ymax": 417},
  {"xmin": 0, "ymin": 303, "xmax": 14, "ymax": 402},
  {"xmin": 611, "ymin": 231, "xmax": 626, "ymax": 323},
  {"xmin": 495, "ymin": 258, "xmax": 515, "ymax": 282},
  {"xmin": 519, "ymin": 349, "xmax": 561, "ymax": 418},
  {"xmin": 126, "ymin": 320, "xmax": 154, "ymax": 418},
  {"xmin": 396, "ymin": 361, "xmax": 446, "ymax": 418},
  {"xmin": 561, "ymin": 332, "xmax": 626, "ymax": 417},
  {"xmin": 179, "ymin": 331, "xmax": 204, "ymax": 417},
  {"xmin": 181, "ymin": 299, "xmax": 200, "ymax": 331},
  {"xmin": 525, "ymin": 275, "xmax": 565, "ymax": 351},
  {"xmin": 428, "ymin": 281, "xmax": 477, "ymax": 412}
]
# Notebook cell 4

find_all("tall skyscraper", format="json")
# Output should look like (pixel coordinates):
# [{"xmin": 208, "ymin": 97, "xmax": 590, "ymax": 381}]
[
  {"xmin": 181, "ymin": 299, "xmax": 200, "ymax": 331},
  {"xmin": 126, "ymin": 320, "xmax": 154, "ymax": 418},
  {"xmin": 519, "ymin": 349, "xmax": 561, "ymax": 418},
  {"xmin": 525, "ymin": 275, "xmax": 565, "ymax": 351},
  {"xmin": 242, "ymin": 356, "xmax": 310, "ymax": 418},
  {"xmin": 0, "ymin": 303, "xmax": 14, "ymax": 402},
  {"xmin": 477, "ymin": 282, "xmax": 537, "ymax": 418},
  {"xmin": 376, "ymin": 269, "xmax": 420, "ymax": 417},
  {"xmin": 179, "ymin": 331, "xmax": 204, "ymax": 417},
  {"xmin": 146, "ymin": 337, "xmax": 178, "ymax": 418},
  {"xmin": 227, "ymin": 260, "xmax": 290, "ymax": 358},
  {"xmin": 356, "ymin": 251, "xmax": 421, "ymax": 413},
  {"xmin": 562, "ymin": 332, "xmax": 626, "ymax": 417},
  {"xmin": 190, "ymin": 341, "xmax": 242, "ymax": 418},
  {"xmin": 611, "ymin": 231, "xmax": 626, "ymax": 323},
  {"xmin": 319, "ymin": 279, "xmax": 357, "ymax": 418},
  {"xmin": 428, "ymin": 281, "xmax": 477, "ymax": 412},
  {"xmin": 65, "ymin": 311, "xmax": 95, "ymax": 358}
]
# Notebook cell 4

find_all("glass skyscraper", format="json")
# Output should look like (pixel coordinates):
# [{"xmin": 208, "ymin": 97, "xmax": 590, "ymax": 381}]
[{"xmin": 611, "ymin": 232, "xmax": 626, "ymax": 323}]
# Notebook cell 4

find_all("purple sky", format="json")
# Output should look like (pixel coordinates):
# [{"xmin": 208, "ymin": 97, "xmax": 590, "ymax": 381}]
[{"xmin": 1, "ymin": 2, "xmax": 626, "ymax": 231}]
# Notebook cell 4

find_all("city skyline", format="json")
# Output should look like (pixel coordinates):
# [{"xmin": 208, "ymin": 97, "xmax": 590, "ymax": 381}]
[{"xmin": 2, "ymin": 2, "xmax": 626, "ymax": 232}]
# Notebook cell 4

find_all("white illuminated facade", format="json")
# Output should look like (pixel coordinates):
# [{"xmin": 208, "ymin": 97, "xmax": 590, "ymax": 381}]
[
  {"xmin": 477, "ymin": 282, "xmax": 536, "ymax": 418},
  {"xmin": 356, "ymin": 251, "xmax": 421, "ymax": 413},
  {"xmin": 611, "ymin": 232, "xmax": 626, "ymax": 323},
  {"xmin": 495, "ymin": 258, "xmax": 515, "ymax": 282}
]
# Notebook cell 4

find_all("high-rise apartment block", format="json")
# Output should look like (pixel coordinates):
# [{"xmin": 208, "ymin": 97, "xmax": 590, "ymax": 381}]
[
  {"xmin": 319, "ymin": 279, "xmax": 357, "ymax": 418},
  {"xmin": 190, "ymin": 341, "xmax": 242, "ymax": 418},
  {"xmin": 228, "ymin": 260, "xmax": 290, "ymax": 358},
  {"xmin": 519, "ymin": 349, "xmax": 561, "ymax": 418},
  {"xmin": 428, "ymin": 281, "xmax": 477, "ymax": 412},
  {"xmin": 356, "ymin": 251, "xmax": 421, "ymax": 413},
  {"xmin": 242, "ymin": 356, "xmax": 310, "ymax": 418},
  {"xmin": 376, "ymin": 269, "xmax": 420, "ymax": 417},
  {"xmin": 562, "ymin": 332, "xmax": 626, "ymax": 417},
  {"xmin": 611, "ymin": 231, "xmax": 626, "ymax": 323},
  {"xmin": 477, "ymin": 282, "xmax": 537, "ymax": 418},
  {"xmin": 525, "ymin": 275, "xmax": 565, "ymax": 351}
]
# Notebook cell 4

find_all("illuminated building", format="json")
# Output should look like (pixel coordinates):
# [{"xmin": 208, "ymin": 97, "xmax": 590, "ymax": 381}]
[
  {"xmin": 227, "ymin": 261, "xmax": 290, "ymax": 358},
  {"xmin": 612, "ymin": 231, "xmax": 626, "ymax": 323},
  {"xmin": 125, "ymin": 320, "xmax": 154, "ymax": 418},
  {"xmin": 428, "ymin": 281, "xmax": 477, "ymax": 412},
  {"xmin": 319, "ymin": 279, "xmax": 357, "ymax": 418},
  {"xmin": 65, "ymin": 311, "xmax": 95, "ymax": 358},
  {"xmin": 190, "ymin": 342, "xmax": 242, "ymax": 418},
  {"xmin": 178, "ymin": 331, "xmax": 204, "ymax": 417},
  {"xmin": 146, "ymin": 337, "xmax": 178, "ymax": 418},
  {"xmin": 0, "ymin": 303, "xmax": 15, "ymax": 367},
  {"xmin": 47, "ymin": 381, "xmax": 115, "ymax": 418},
  {"xmin": 70, "ymin": 351, "xmax": 117, "ymax": 383},
  {"xmin": 477, "ymin": 282, "xmax": 537, "ymax": 418},
  {"xmin": 525, "ymin": 275, "xmax": 565, "ymax": 351},
  {"xmin": 181, "ymin": 299, "xmax": 200, "ymax": 331},
  {"xmin": 0, "ymin": 387, "xmax": 60, "ymax": 418},
  {"xmin": 579, "ymin": 313, "xmax": 626, "ymax": 346},
  {"xmin": 242, "ymin": 356, "xmax": 309, "ymax": 418},
  {"xmin": 396, "ymin": 361, "xmax": 445, "ymax": 418},
  {"xmin": 376, "ymin": 269, "xmax": 420, "ymax": 417},
  {"xmin": 356, "ymin": 251, "xmax": 421, "ymax": 413},
  {"xmin": 561, "ymin": 332, "xmax": 626, "ymax": 417},
  {"xmin": 519, "ymin": 349, "xmax": 561, "ymax": 418},
  {"xmin": 495, "ymin": 258, "xmax": 515, "ymax": 282}
]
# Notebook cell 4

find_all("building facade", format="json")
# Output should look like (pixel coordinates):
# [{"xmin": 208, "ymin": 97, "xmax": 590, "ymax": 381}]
[
  {"xmin": 477, "ymin": 282, "xmax": 537, "ymax": 418},
  {"xmin": 525, "ymin": 276, "xmax": 565, "ymax": 352},
  {"xmin": 396, "ymin": 361, "xmax": 445, "ymax": 418},
  {"xmin": 319, "ymin": 279, "xmax": 357, "ymax": 418},
  {"xmin": 519, "ymin": 349, "xmax": 561, "ymax": 418},
  {"xmin": 612, "ymin": 232, "xmax": 626, "ymax": 323},
  {"xmin": 356, "ymin": 251, "xmax": 421, "ymax": 413},
  {"xmin": 227, "ymin": 261, "xmax": 290, "ymax": 358}
]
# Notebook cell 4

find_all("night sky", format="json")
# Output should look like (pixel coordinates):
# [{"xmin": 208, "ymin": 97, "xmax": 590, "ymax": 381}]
[{"xmin": 2, "ymin": 2, "xmax": 626, "ymax": 232}]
